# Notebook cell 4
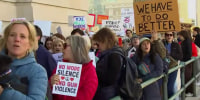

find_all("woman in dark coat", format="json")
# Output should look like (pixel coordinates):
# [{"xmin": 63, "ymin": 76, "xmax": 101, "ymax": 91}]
[
  {"xmin": 178, "ymin": 30, "xmax": 193, "ymax": 94},
  {"xmin": 92, "ymin": 28, "xmax": 124, "ymax": 100},
  {"xmin": 132, "ymin": 37, "xmax": 163, "ymax": 100},
  {"xmin": 163, "ymin": 32, "xmax": 183, "ymax": 98},
  {"xmin": 192, "ymin": 27, "xmax": 200, "ymax": 48}
]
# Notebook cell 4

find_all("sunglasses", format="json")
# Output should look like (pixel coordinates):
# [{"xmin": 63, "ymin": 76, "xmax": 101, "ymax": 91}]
[
  {"xmin": 63, "ymin": 43, "xmax": 71, "ymax": 49},
  {"xmin": 165, "ymin": 34, "xmax": 173, "ymax": 37}
]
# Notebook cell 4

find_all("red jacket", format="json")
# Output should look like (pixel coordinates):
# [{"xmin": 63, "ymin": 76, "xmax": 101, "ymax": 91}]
[
  {"xmin": 179, "ymin": 42, "xmax": 197, "ymax": 57},
  {"xmin": 50, "ymin": 60, "xmax": 98, "ymax": 100},
  {"xmin": 192, "ymin": 42, "xmax": 198, "ymax": 57}
]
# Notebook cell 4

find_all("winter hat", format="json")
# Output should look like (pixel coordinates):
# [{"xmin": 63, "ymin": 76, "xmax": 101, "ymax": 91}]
[{"xmin": 139, "ymin": 37, "xmax": 150, "ymax": 45}]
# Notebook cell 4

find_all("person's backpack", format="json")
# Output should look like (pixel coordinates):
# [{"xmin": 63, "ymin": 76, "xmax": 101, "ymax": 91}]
[{"xmin": 112, "ymin": 51, "xmax": 143, "ymax": 100}]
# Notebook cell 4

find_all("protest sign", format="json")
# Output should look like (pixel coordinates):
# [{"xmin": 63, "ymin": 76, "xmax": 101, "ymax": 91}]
[
  {"xmin": 87, "ymin": 14, "xmax": 96, "ymax": 27},
  {"xmin": 52, "ymin": 53, "xmax": 63, "ymax": 64},
  {"xmin": 89, "ymin": 52, "xmax": 96, "ymax": 68},
  {"xmin": 97, "ymin": 15, "xmax": 109, "ymax": 24},
  {"xmin": 52, "ymin": 62, "xmax": 82, "ymax": 97},
  {"xmin": 133, "ymin": 0, "xmax": 181, "ymax": 34},
  {"xmin": 34, "ymin": 20, "xmax": 52, "ymax": 36},
  {"xmin": 68, "ymin": 16, "xmax": 74, "ymax": 26},
  {"xmin": 0, "ymin": 21, "xmax": 2, "ymax": 34},
  {"xmin": 102, "ymin": 20, "xmax": 123, "ymax": 35},
  {"xmin": 121, "ymin": 8, "xmax": 135, "ymax": 30},
  {"xmin": 73, "ymin": 16, "xmax": 87, "ymax": 30},
  {"xmin": 11, "ymin": 18, "xmax": 26, "ymax": 22},
  {"xmin": 57, "ymin": 26, "xmax": 62, "ymax": 34}
]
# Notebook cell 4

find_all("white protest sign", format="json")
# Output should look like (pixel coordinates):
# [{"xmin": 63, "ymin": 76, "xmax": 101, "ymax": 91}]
[
  {"xmin": 86, "ymin": 14, "xmax": 95, "ymax": 26},
  {"xmin": 89, "ymin": 52, "xmax": 96, "ymax": 68},
  {"xmin": 102, "ymin": 20, "xmax": 123, "ymax": 35},
  {"xmin": 52, "ymin": 62, "xmax": 82, "ymax": 97},
  {"xmin": 34, "ymin": 20, "xmax": 52, "ymax": 36},
  {"xmin": 11, "ymin": 18, "xmax": 26, "ymax": 22},
  {"xmin": 121, "ymin": 8, "xmax": 134, "ymax": 30},
  {"xmin": 0, "ymin": 21, "xmax": 2, "ymax": 34},
  {"xmin": 52, "ymin": 53, "xmax": 63, "ymax": 63}
]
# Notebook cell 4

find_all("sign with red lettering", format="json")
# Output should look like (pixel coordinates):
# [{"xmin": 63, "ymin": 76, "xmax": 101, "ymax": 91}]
[
  {"xmin": 133, "ymin": 0, "xmax": 181, "ymax": 34},
  {"xmin": 52, "ymin": 62, "xmax": 82, "ymax": 97},
  {"xmin": 121, "ymin": 8, "xmax": 135, "ymax": 30}
]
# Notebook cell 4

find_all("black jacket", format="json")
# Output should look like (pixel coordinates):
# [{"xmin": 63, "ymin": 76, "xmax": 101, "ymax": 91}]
[
  {"xmin": 93, "ymin": 46, "xmax": 124, "ymax": 100},
  {"xmin": 194, "ymin": 34, "xmax": 200, "ymax": 48},
  {"xmin": 162, "ymin": 40, "xmax": 183, "ymax": 61},
  {"xmin": 181, "ymin": 39, "xmax": 192, "ymax": 61}
]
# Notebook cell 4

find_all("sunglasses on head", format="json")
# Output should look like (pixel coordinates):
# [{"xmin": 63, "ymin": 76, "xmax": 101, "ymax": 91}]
[
  {"xmin": 63, "ymin": 43, "xmax": 70, "ymax": 49},
  {"xmin": 165, "ymin": 34, "xmax": 173, "ymax": 37}
]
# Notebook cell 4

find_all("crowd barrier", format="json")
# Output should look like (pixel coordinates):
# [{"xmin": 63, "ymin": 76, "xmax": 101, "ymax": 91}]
[{"xmin": 111, "ymin": 56, "xmax": 200, "ymax": 100}]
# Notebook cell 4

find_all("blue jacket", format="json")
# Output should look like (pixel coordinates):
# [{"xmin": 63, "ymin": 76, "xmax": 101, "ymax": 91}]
[
  {"xmin": 36, "ymin": 44, "xmax": 57, "ymax": 78},
  {"xmin": 132, "ymin": 54, "xmax": 163, "ymax": 100},
  {"xmin": 0, "ymin": 51, "xmax": 48, "ymax": 100}
]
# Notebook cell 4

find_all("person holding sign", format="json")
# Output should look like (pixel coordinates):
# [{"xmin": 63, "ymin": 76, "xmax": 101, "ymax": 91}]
[
  {"xmin": 0, "ymin": 20, "xmax": 48, "ymax": 100},
  {"xmin": 50, "ymin": 36, "xmax": 98, "ymax": 100},
  {"xmin": 92, "ymin": 28, "xmax": 124, "ymax": 100}
]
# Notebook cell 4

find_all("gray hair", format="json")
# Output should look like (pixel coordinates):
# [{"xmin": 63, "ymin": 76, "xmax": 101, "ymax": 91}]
[{"xmin": 66, "ymin": 35, "xmax": 90, "ymax": 64}]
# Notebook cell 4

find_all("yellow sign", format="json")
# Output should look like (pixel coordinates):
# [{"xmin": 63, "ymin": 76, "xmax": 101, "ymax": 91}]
[{"xmin": 133, "ymin": 0, "xmax": 181, "ymax": 34}]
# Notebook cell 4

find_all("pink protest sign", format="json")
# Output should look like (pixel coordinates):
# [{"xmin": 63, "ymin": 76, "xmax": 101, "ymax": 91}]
[{"xmin": 52, "ymin": 62, "xmax": 82, "ymax": 97}]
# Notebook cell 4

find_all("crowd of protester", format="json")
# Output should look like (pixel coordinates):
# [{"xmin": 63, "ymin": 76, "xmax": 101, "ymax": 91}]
[{"xmin": 0, "ymin": 19, "xmax": 200, "ymax": 100}]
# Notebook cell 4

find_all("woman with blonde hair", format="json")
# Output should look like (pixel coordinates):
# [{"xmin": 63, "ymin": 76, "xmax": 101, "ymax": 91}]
[
  {"xmin": 52, "ymin": 38, "xmax": 65, "ymax": 54},
  {"xmin": 50, "ymin": 35, "xmax": 98, "ymax": 100},
  {"xmin": 0, "ymin": 20, "xmax": 47, "ymax": 100}
]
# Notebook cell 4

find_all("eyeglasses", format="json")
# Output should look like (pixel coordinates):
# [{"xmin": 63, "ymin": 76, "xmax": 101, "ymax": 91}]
[
  {"xmin": 165, "ymin": 34, "xmax": 173, "ymax": 37},
  {"xmin": 63, "ymin": 43, "xmax": 70, "ymax": 49}
]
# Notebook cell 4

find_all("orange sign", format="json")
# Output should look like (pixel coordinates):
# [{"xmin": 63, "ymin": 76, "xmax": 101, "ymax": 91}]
[
  {"xmin": 97, "ymin": 15, "xmax": 109, "ymax": 24},
  {"xmin": 133, "ymin": 0, "xmax": 181, "ymax": 34}
]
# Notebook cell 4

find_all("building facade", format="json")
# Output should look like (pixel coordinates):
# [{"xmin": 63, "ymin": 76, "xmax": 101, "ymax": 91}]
[{"xmin": 0, "ymin": 0, "xmax": 89, "ymax": 37}]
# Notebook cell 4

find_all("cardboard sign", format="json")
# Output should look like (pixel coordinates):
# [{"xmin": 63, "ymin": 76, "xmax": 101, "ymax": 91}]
[
  {"xmin": 102, "ymin": 20, "xmax": 123, "ymax": 35},
  {"xmin": 34, "ymin": 20, "xmax": 52, "ymax": 36},
  {"xmin": 52, "ymin": 53, "xmax": 63, "ymax": 63},
  {"xmin": 52, "ymin": 62, "xmax": 82, "ymax": 97},
  {"xmin": 97, "ymin": 15, "xmax": 109, "ymax": 24},
  {"xmin": 133, "ymin": 0, "xmax": 181, "ymax": 34},
  {"xmin": 73, "ymin": 16, "xmax": 87, "ymax": 30},
  {"xmin": 121, "ymin": 8, "xmax": 135, "ymax": 30},
  {"xmin": 89, "ymin": 52, "xmax": 96, "ymax": 68}
]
